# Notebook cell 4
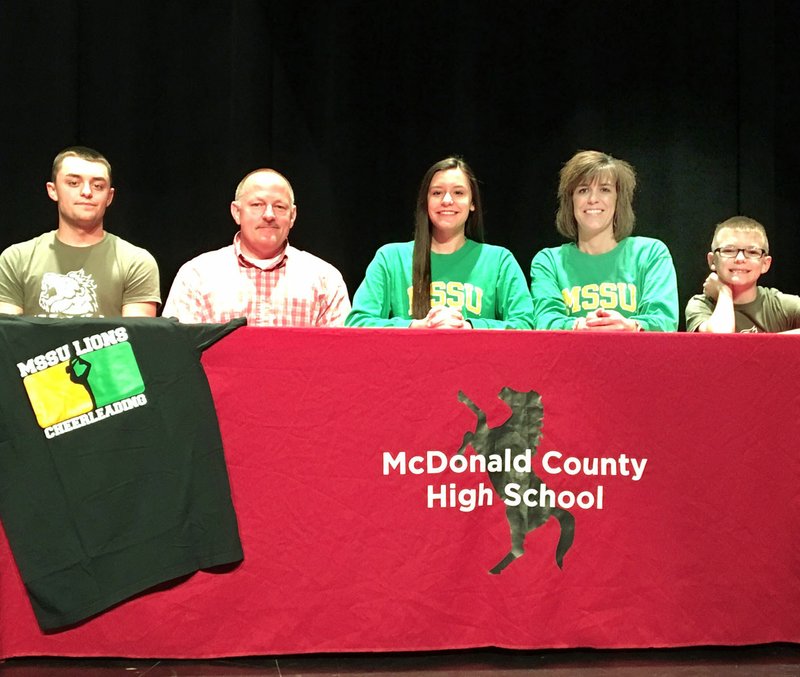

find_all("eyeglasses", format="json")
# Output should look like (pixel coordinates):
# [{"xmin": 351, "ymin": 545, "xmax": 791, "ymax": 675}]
[{"xmin": 713, "ymin": 246, "xmax": 767, "ymax": 260}]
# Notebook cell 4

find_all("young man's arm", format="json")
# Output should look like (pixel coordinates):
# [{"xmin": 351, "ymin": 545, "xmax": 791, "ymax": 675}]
[
  {"xmin": 122, "ymin": 301, "xmax": 158, "ymax": 317},
  {"xmin": 0, "ymin": 246, "xmax": 25, "ymax": 315},
  {"xmin": 121, "ymin": 245, "xmax": 161, "ymax": 318}
]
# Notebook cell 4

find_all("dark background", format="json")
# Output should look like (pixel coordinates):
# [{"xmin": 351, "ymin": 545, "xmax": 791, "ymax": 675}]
[{"xmin": 1, "ymin": 1, "xmax": 796, "ymax": 328}]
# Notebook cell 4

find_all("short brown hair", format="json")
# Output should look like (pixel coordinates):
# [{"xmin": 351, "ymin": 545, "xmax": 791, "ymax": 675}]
[
  {"xmin": 556, "ymin": 150, "xmax": 636, "ymax": 241},
  {"xmin": 711, "ymin": 216, "xmax": 769, "ymax": 253},
  {"xmin": 52, "ymin": 146, "xmax": 112, "ymax": 184}
]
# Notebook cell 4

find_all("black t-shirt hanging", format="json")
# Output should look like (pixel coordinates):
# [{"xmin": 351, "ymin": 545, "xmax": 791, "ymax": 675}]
[{"xmin": 0, "ymin": 315, "xmax": 246, "ymax": 630}]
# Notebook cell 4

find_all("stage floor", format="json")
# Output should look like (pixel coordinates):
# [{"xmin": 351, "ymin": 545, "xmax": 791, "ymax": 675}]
[{"xmin": 2, "ymin": 644, "xmax": 799, "ymax": 676}]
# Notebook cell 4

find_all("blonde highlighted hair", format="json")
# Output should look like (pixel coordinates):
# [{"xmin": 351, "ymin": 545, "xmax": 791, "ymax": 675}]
[{"xmin": 556, "ymin": 150, "xmax": 636, "ymax": 241}]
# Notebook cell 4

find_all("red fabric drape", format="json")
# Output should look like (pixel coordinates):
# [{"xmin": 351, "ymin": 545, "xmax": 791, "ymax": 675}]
[{"xmin": 2, "ymin": 328, "xmax": 798, "ymax": 658}]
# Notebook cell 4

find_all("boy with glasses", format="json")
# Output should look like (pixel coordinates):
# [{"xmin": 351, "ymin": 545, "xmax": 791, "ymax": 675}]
[{"xmin": 685, "ymin": 216, "xmax": 800, "ymax": 333}]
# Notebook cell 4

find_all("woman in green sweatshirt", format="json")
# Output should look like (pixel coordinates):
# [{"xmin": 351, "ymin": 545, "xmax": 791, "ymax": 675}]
[
  {"xmin": 530, "ymin": 150, "xmax": 678, "ymax": 332},
  {"xmin": 346, "ymin": 157, "xmax": 534, "ymax": 329}
]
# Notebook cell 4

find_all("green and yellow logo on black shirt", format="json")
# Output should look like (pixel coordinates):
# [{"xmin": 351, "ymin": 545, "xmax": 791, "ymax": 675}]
[{"xmin": 17, "ymin": 327, "xmax": 148, "ymax": 438}]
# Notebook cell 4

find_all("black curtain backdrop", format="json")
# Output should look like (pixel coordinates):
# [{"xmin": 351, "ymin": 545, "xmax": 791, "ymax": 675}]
[{"xmin": 1, "ymin": 1, "xmax": 796, "ymax": 329}]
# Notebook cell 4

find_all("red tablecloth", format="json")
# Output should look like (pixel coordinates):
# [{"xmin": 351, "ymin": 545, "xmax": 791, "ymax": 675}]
[{"xmin": 2, "ymin": 328, "xmax": 798, "ymax": 658}]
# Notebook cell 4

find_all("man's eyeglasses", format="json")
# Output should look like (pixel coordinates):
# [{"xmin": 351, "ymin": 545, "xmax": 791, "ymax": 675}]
[{"xmin": 713, "ymin": 246, "xmax": 767, "ymax": 260}]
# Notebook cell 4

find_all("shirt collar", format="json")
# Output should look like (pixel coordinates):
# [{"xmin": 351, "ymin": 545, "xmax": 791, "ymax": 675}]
[{"xmin": 233, "ymin": 232, "xmax": 291, "ymax": 271}]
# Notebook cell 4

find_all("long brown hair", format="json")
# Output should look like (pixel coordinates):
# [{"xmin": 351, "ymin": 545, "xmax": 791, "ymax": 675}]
[{"xmin": 411, "ymin": 157, "xmax": 485, "ymax": 318}]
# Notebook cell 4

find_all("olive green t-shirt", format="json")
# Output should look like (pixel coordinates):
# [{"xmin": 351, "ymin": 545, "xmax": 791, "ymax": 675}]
[
  {"xmin": 685, "ymin": 286, "xmax": 800, "ymax": 333},
  {"xmin": 0, "ymin": 231, "xmax": 160, "ymax": 317}
]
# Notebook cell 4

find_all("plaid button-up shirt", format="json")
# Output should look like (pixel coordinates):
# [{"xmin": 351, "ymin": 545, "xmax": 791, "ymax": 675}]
[{"xmin": 163, "ymin": 235, "xmax": 350, "ymax": 326}]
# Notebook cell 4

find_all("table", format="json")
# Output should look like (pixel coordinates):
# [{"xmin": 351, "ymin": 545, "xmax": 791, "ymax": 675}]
[{"xmin": 1, "ymin": 328, "xmax": 798, "ymax": 658}]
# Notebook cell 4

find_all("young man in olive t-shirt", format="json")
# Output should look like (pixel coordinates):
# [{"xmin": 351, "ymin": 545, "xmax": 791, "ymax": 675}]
[{"xmin": 0, "ymin": 146, "xmax": 160, "ymax": 318}]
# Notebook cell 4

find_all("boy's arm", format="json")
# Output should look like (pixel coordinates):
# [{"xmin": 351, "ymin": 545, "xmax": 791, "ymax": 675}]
[
  {"xmin": 777, "ymin": 291, "xmax": 800, "ymax": 333},
  {"xmin": 695, "ymin": 273, "xmax": 736, "ymax": 333}
]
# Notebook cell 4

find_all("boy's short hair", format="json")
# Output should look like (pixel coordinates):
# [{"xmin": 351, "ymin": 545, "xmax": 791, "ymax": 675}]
[{"xmin": 711, "ymin": 216, "xmax": 769, "ymax": 253}]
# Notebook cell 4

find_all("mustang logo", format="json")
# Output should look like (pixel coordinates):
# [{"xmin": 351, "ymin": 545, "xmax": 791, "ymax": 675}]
[{"xmin": 457, "ymin": 387, "xmax": 575, "ymax": 574}]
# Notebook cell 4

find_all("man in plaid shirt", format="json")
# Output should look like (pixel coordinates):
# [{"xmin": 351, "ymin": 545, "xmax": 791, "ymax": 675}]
[{"xmin": 163, "ymin": 169, "xmax": 350, "ymax": 326}]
